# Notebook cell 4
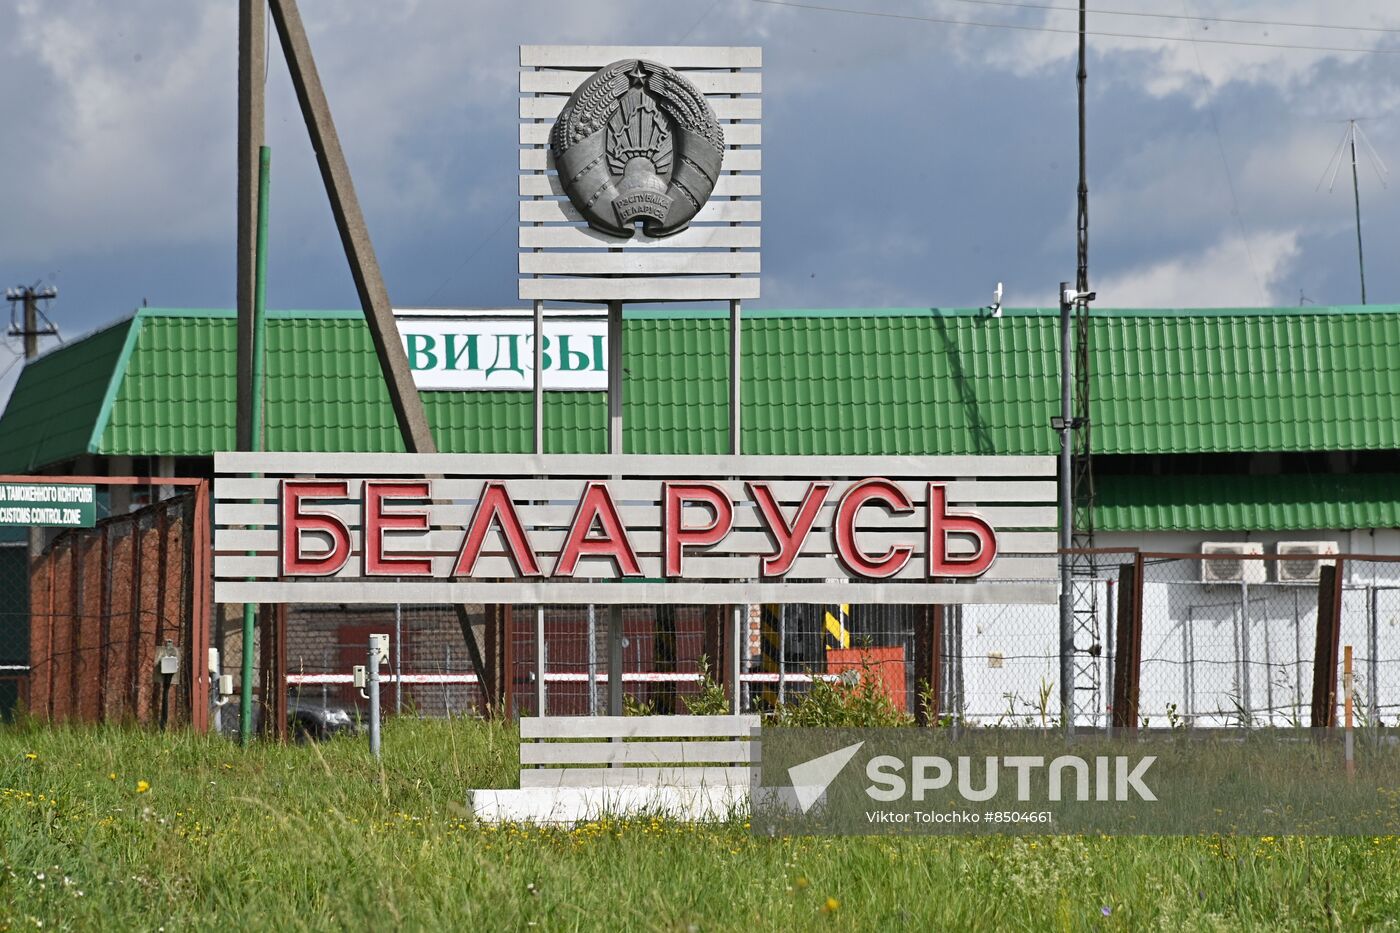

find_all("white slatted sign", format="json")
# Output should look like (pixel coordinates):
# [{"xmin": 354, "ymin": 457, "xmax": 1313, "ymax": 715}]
[
  {"xmin": 213, "ymin": 452, "xmax": 1056, "ymax": 605},
  {"xmin": 518, "ymin": 45, "xmax": 761, "ymax": 303},
  {"xmin": 518, "ymin": 714, "xmax": 759, "ymax": 789}
]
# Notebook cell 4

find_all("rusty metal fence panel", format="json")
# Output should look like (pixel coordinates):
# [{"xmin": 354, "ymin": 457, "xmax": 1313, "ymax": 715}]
[
  {"xmin": 26, "ymin": 494, "xmax": 210, "ymax": 729},
  {"xmin": 0, "ymin": 539, "xmax": 28, "ymax": 719}
]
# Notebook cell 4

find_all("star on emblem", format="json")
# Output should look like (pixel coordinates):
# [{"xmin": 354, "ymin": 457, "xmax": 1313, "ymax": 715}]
[{"xmin": 625, "ymin": 61, "xmax": 649, "ymax": 87}]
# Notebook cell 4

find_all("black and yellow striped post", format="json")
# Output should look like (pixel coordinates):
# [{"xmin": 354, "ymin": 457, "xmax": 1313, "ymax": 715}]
[
  {"xmin": 758, "ymin": 603, "xmax": 783, "ymax": 709},
  {"xmin": 823, "ymin": 604, "xmax": 851, "ymax": 652}
]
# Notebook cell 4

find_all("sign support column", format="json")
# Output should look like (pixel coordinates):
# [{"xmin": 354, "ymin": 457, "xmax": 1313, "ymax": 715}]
[
  {"xmin": 607, "ymin": 300, "xmax": 625, "ymax": 717},
  {"xmin": 533, "ymin": 299, "xmax": 546, "ymax": 717},
  {"xmin": 729, "ymin": 298, "xmax": 743, "ymax": 715}
]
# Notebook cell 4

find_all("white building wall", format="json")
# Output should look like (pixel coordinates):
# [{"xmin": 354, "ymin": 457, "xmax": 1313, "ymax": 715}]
[{"xmin": 952, "ymin": 527, "xmax": 1400, "ymax": 729}]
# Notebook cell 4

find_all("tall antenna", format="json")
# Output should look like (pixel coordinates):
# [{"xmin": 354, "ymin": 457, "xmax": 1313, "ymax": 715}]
[
  {"xmin": 1319, "ymin": 119, "xmax": 1387, "ymax": 305},
  {"xmin": 1069, "ymin": 0, "xmax": 1101, "ymax": 728}
]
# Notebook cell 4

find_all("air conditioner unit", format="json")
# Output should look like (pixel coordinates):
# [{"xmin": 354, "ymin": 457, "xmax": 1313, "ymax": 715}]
[
  {"xmin": 1275, "ymin": 541, "xmax": 1339, "ymax": 584},
  {"xmin": 1200, "ymin": 542, "xmax": 1265, "ymax": 584}
]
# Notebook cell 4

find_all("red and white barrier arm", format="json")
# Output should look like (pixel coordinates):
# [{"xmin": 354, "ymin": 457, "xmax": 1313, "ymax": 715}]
[{"xmin": 285, "ymin": 671, "xmax": 846, "ymax": 685}]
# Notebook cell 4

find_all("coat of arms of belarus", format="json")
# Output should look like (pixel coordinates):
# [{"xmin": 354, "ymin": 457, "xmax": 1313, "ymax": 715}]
[{"xmin": 549, "ymin": 59, "xmax": 725, "ymax": 238}]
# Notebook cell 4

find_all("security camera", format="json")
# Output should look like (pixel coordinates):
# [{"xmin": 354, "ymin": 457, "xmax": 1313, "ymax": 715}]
[{"xmin": 991, "ymin": 282, "xmax": 1003, "ymax": 318}]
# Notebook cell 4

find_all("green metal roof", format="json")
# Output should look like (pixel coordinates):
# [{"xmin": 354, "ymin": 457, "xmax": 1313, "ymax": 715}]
[
  {"xmin": 1095, "ymin": 473, "xmax": 1400, "ymax": 532},
  {"xmin": 0, "ymin": 316, "xmax": 137, "ymax": 473},
  {"xmin": 1, "ymin": 304, "xmax": 1399, "ymax": 531},
  {"xmin": 44, "ymin": 304, "xmax": 1400, "ymax": 459}
]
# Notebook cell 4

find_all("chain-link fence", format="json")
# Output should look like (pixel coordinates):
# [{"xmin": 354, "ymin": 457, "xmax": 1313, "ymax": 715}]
[
  {"xmin": 1338, "ymin": 569, "xmax": 1400, "ymax": 728},
  {"xmin": 11, "ymin": 527, "xmax": 1393, "ymax": 733},
  {"xmin": 0, "ymin": 534, "xmax": 29, "ymax": 719},
  {"xmin": 510, "ymin": 604, "xmax": 711, "ymax": 718},
  {"xmin": 281, "ymin": 604, "xmax": 485, "ymax": 719},
  {"xmin": 1134, "ymin": 553, "xmax": 1400, "ymax": 729},
  {"xmin": 263, "ymin": 550, "xmax": 1400, "ymax": 733},
  {"xmin": 931, "ymin": 555, "xmax": 1131, "ymax": 729},
  {"xmin": 1138, "ymin": 555, "xmax": 1313, "ymax": 728}
]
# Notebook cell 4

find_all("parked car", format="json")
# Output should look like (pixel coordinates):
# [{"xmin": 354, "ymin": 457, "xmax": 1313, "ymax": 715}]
[{"xmin": 215, "ymin": 696, "xmax": 361, "ymax": 742}]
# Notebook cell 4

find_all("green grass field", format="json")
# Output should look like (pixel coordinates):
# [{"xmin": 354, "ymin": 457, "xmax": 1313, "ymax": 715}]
[{"xmin": 2, "ymin": 719, "xmax": 1398, "ymax": 931}]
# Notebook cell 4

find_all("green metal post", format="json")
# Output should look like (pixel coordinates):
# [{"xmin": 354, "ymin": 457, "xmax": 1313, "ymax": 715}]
[{"xmin": 240, "ymin": 145, "xmax": 271, "ymax": 745}]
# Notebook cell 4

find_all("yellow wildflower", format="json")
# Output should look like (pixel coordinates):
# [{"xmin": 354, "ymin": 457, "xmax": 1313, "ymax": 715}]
[
  {"xmin": 822, "ymin": 897, "xmax": 840, "ymax": 914},
  {"xmin": 23, "ymin": 753, "xmax": 36, "ymax": 760},
  {"xmin": 135, "ymin": 780, "xmax": 151, "ymax": 794},
  {"xmin": 108, "ymin": 773, "xmax": 116, "ymax": 781}
]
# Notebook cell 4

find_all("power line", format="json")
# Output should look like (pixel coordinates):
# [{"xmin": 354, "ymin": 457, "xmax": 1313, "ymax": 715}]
[
  {"xmin": 1180, "ymin": 0, "xmax": 1266, "ymax": 305},
  {"xmin": 423, "ymin": 213, "xmax": 514, "ymax": 305},
  {"xmin": 423, "ymin": 0, "xmax": 723, "ymax": 305},
  {"xmin": 0, "ymin": 353, "xmax": 23, "ymax": 385},
  {"xmin": 938, "ymin": 0, "xmax": 1400, "ymax": 36},
  {"xmin": 749, "ymin": 0, "xmax": 1400, "ymax": 55}
]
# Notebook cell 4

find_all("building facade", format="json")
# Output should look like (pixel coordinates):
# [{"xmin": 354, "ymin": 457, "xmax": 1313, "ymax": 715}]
[{"xmin": 2, "ymin": 305, "xmax": 1398, "ymax": 723}]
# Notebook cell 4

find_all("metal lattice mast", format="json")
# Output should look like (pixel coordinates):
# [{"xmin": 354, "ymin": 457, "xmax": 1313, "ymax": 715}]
[{"xmin": 1070, "ymin": 0, "xmax": 1101, "ymax": 726}]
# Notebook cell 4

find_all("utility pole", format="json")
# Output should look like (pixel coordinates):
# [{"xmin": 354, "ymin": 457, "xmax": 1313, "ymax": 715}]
[
  {"xmin": 7, "ymin": 286, "xmax": 57, "ymax": 360},
  {"xmin": 1056, "ymin": 282, "xmax": 1074, "ymax": 735},
  {"xmin": 6, "ymin": 284, "xmax": 60, "ymax": 564},
  {"xmin": 239, "ymin": 0, "xmax": 496, "ymax": 719},
  {"xmin": 235, "ymin": 0, "xmax": 266, "ymax": 748}
]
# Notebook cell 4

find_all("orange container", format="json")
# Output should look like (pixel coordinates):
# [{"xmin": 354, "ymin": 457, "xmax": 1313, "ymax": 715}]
[{"xmin": 826, "ymin": 646, "xmax": 907, "ymax": 712}]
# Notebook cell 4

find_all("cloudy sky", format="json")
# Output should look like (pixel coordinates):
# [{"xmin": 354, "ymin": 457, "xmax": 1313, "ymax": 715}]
[{"xmin": 2, "ymin": 1, "xmax": 1399, "ymax": 406}]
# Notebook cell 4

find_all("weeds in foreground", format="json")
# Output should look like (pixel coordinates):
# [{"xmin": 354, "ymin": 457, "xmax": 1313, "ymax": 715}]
[{"xmin": 2, "ymin": 720, "xmax": 1399, "ymax": 930}]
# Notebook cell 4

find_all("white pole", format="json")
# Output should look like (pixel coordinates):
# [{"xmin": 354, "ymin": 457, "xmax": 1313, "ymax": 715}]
[
  {"xmin": 587, "ymin": 603, "xmax": 599, "ymax": 714},
  {"xmin": 1057, "ymin": 284, "xmax": 1074, "ymax": 734},
  {"xmin": 368, "ymin": 636, "xmax": 382, "ymax": 759},
  {"xmin": 393, "ymin": 603, "xmax": 403, "ymax": 715},
  {"xmin": 1104, "ymin": 579, "xmax": 1114, "ymax": 738},
  {"xmin": 777, "ymin": 604, "xmax": 787, "ymax": 707}
]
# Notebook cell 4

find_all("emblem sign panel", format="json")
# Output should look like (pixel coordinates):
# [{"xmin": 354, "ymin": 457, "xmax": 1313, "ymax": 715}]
[
  {"xmin": 551, "ymin": 59, "xmax": 725, "ymax": 238},
  {"xmin": 519, "ymin": 46, "xmax": 761, "ymax": 304}
]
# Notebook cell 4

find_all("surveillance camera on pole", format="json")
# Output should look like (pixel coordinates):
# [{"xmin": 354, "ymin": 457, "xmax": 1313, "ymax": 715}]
[{"xmin": 991, "ymin": 282, "xmax": 1004, "ymax": 319}]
